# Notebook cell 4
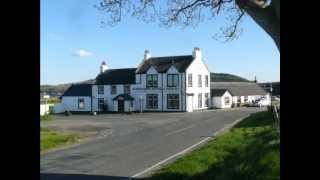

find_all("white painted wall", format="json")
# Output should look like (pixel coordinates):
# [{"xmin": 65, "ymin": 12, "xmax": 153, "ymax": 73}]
[
  {"xmin": 92, "ymin": 84, "xmax": 133, "ymax": 112},
  {"xmin": 40, "ymin": 104, "xmax": 53, "ymax": 115},
  {"xmin": 212, "ymin": 91, "xmax": 233, "ymax": 109},
  {"xmin": 185, "ymin": 53, "xmax": 210, "ymax": 111},
  {"xmin": 53, "ymin": 103, "xmax": 65, "ymax": 114},
  {"xmin": 132, "ymin": 65, "xmax": 187, "ymax": 111},
  {"xmin": 61, "ymin": 96, "xmax": 91, "ymax": 112}
]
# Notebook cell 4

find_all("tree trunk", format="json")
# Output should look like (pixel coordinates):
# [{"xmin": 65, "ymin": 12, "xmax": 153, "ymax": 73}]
[{"xmin": 236, "ymin": 0, "xmax": 280, "ymax": 51}]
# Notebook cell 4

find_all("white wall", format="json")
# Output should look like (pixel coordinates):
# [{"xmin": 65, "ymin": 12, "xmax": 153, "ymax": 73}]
[
  {"xmin": 185, "ymin": 54, "xmax": 210, "ymax": 111},
  {"xmin": 53, "ymin": 103, "xmax": 65, "ymax": 114},
  {"xmin": 61, "ymin": 96, "xmax": 91, "ymax": 112},
  {"xmin": 40, "ymin": 104, "xmax": 53, "ymax": 115},
  {"xmin": 92, "ymin": 84, "xmax": 132, "ymax": 112},
  {"xmin": 212, "ymin": 91, "xmax": 233, "ymax": 109},
  {"xmin": 131, "ymin": 64, "xmax": 188, "ymax": 112}
]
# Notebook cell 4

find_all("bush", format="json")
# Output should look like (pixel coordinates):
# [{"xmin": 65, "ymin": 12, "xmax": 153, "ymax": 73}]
[{"xmin": 40, "ymin": 114, "xmax": 52, "ymax": 121}]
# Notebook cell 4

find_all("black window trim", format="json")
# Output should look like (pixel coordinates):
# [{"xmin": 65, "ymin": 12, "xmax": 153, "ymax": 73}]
[
  {"xmin": 146, "ymin": 94, "xmax": 158, "ymax": 109},
  {"xmin": 167, "ymin": 94, "xmax": 180, "ymax": 109},
  {"xmin": 188, "ymin": 74, "xmax": 192, "ymax": 87},
  {"xmin": 111, "ymin": 85, "xmax": 117, "ymax": 94},
  {"xmin": 167, "ymin": 74, "xmax": 179, "ymax": 87},
  {"xmin": 146, "ymin": 74, "xmax": 158, "ymax": 88},
  {"xmin": 78, "ymin": 98, "xmax": 85, "ymax": 109}
]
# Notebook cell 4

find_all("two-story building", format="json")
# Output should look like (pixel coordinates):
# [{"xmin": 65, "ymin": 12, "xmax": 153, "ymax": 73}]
[{"xmin": 58, "ymin": 47, "xmax": 211, "ymax": 113}]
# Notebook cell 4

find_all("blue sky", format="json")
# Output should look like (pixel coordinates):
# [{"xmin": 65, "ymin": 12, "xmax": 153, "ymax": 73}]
[{"xmin": 41, "ymin": 0, "xmax": 279, "ymax": 85}]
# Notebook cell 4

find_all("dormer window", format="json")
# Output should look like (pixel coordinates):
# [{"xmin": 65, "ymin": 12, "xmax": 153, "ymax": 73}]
[
  {"xmin": 167, "ymin": 74, "xmax": 179, "ymax": 87},
  {"xmin": 147, "ymin": 74, "xmax": 158, "ymax": 88}
]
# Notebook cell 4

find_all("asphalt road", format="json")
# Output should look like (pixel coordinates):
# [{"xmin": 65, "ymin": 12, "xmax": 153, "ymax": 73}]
[{"xmin": 41, "ymin": 107, "xmax": 264, "ymax": 180}]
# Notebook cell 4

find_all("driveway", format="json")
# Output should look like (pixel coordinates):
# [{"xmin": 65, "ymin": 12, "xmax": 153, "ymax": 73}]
[{"xmin": 41, "ymin": 107, "xmax": 265, "ymax": 180}]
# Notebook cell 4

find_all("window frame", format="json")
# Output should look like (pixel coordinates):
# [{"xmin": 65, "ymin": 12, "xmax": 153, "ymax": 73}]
[
  {"xmin": 198, "ymin": 74, "xmax": 202, "ymax": 87},
  {"xmin": 205, "ymin": 75, "xmax": 209, "ymax": 87},
  {"xmin": 124, "ymin": 85, "xmax": 130, "ymax": 94},
  {"xmin": 198, "ymin": 93, "xmax": 202, "ymax": 108},
  {"xmin": 146, "ymin": 74, "xmax": 158, "ymax": 88},
  {"xmin": 98, "ymin": 85, "xmax": 104, "ymax": 95},
  {"xmin": 111, "ymin": 85, "xmax": 117, "ymax": 94},
  {"xmin": 225, "ymin": 96, "xmax": 230, "ymax": 105},
  {"xmin": 167, "ymin": 74, "xmax": 179, "ymax": 87},
  {"xmin": 204, "ymin": 93, "xmax": 209, "ymax": 107},
  {"xmin": 78, "ymin": 98, "xmax": 85, "ymax": 109},
  {"xmin": 98, "ymin": 98, "xmax": 104, "ymax": 111},
  {"xmin": 188, "ymin": 74, "xmax": 192, "ymax": 87},
  {"xmin": 167, "ymin": 94, "xmax": 179, "ymax": 109},
  {"xmin": 146, "ymin": 94, "xmax": 158, "ymax": 109}
]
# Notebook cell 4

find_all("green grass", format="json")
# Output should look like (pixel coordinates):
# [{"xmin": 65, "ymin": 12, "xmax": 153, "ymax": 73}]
[
  {"xmin": 41, "ymin": 128, "xmax": 80, "ymax": 152},
  {"xmin": 145, "ymin": 111, "xmax": 279, "ymax": 180},
  {"xmin": 40, "ymin": 114, "xmax": 53, "ymax": 121}
]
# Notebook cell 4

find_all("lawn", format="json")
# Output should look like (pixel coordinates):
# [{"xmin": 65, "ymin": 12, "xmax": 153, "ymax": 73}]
[
  {"xmin": 40, "ymin": 127, "xmax": 80, "ymax": 152},
  {"xmin": 144, "ymin": 111, "xmax": 280, "ymax": 180}
]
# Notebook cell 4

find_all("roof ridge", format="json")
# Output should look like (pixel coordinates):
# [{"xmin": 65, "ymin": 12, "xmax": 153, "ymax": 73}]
[{"xmin": 149, "ymin": 54, "xmax": 192, "ymax": 59}]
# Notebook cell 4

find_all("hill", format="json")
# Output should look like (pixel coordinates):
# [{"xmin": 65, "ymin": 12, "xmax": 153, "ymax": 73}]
[
  {"xmin": 211, "ymin": 73, "xmax": 250, "ymax": 82},
  {"xmin": 40, "ymin": 79, "xmax": 95, "ymax": 96}
]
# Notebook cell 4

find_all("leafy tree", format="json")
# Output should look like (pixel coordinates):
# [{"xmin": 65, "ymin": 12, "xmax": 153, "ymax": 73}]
[{"xmin": 95, "ymin": 0, "xmax": 280, "ymax": 50}]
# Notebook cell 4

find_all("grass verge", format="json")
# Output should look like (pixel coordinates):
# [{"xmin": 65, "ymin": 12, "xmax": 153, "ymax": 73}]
[
  {"xmin": 40, "ymin": 128, "xmax": 80, "ymax": 152},
  {"xmin": 40, "ymin": 114, "xmax": 53, "ymax": 121},
  {"xmin": 144, "ymin": 111, "xmax": 279, "ymax": 180}
]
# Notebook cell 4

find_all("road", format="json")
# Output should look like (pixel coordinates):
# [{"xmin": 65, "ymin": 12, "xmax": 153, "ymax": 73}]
[{"xmin": 41, "ymin": 107, "xmax": 264, "ymax": 180}]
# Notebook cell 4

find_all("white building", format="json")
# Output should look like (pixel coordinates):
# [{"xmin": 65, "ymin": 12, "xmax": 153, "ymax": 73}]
[
  {"xmin": 57, "ymin": 47, "xmax": 211, "ymax": 113},
  {"xmin": 210, "ymin": 82, "xmax": 271, "ymax": 108},
  {"xmin": 211, "ymin": 89, "xmax": 233, "ymax": 109}
]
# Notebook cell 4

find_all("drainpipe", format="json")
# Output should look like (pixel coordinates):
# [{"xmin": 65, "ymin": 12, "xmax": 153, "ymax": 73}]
[{"xmin": 162, "ymin": 73, "xmax": 164, "ymax": 112}]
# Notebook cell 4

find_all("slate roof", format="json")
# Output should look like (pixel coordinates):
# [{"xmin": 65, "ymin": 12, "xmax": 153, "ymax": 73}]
[
  {"xmin": 136, "ymin": 55, "xmax": 194, "ymax": 74},
  {"xmin": 211, "ymin": 82, "xmax": 268, "ymax": 96},
  {"xmin": 62, "ymin": 84, "xmax": 92, "ymax": 97},
  {"xmin": 95, "ymin": 68, "xmax": 137, "ymax": 85},
  {"xmin": 211, "ymin": 89, "xmax": 232, "ymax": 97},
  {"xmin": 112, "ymin": 94, "xmax": 135, "ymax": 101}
]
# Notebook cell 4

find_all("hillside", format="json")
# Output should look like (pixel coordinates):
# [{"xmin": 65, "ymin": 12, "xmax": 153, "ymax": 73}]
[
  {"xmin": 211, "ymin": 73, "xmax": 250, "ymax": 82},
  {"xmin": 40, "ymin": 79, "xmax": 95, "ymax": 95}
]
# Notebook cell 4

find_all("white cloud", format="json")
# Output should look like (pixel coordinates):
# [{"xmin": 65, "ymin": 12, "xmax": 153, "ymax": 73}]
[
  {"xmin": 72, "ymin": 49, "xmax": 94, "ymax": 58},
  {"xmin": 47, "ymin": 32, "xmax": 63, "ymax": 41}
]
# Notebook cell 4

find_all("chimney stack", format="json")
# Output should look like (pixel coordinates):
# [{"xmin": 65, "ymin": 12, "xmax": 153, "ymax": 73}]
[
  {"xmin": 192, "ymin": 47, "xmax": 202, "ymax": 60},
  {"xmin": 144, "ymin": 49, "xmax": 151, "ymax": 60},
  {"xmin": 100, "ymin": 61, "xmax": 108, "ymax": 73}
]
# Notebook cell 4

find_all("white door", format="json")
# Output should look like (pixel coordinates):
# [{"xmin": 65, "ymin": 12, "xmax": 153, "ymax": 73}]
[{"xmin": 187, "ymin": 95, "xmax": 193, "ymax": 112}]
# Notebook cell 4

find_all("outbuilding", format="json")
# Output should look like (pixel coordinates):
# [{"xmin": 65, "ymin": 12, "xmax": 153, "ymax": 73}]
[
  {"xmin": 211, "ymin": 89, "xmax": 233, "ymax": 109},
  {"xmin": 54, "ymin": 84, "xmax": 92, "ymax": 113},
  {"xmin": 210, "ymin": 82, "xmax": 271, "ymax": 108}
]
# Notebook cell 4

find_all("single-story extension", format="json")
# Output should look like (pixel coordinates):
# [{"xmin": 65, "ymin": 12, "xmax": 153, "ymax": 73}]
[
  {"xmin": 54, "ymin": 84, "xmax": 93, "ymax": 113},
  {"xmin": 210, "ymin": 82, "xmax": 270, "ymax": 108},
  {"xmin": 211, "ymin": 89, "xmax": 233, "ymax": 109}
]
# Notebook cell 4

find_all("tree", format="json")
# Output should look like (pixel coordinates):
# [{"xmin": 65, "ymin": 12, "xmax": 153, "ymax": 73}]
[{"xmin": 96, "ymin": 0, "xmax": 280, "ymax": 51}]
